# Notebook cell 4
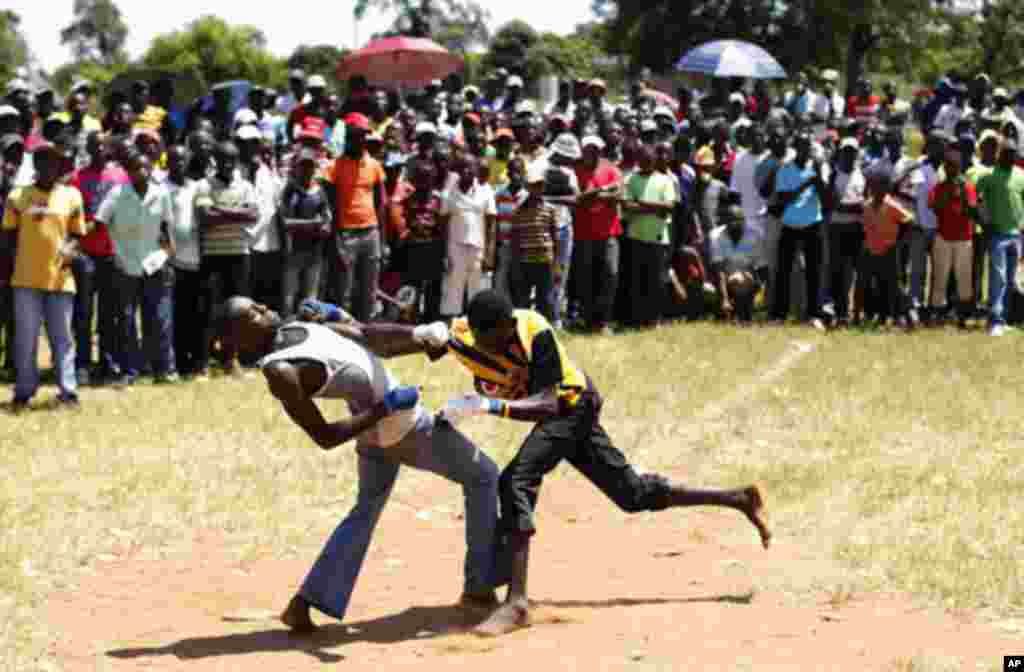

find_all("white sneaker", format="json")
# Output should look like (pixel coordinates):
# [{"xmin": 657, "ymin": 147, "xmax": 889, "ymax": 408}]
[{"xmin": 989, "ymin": 324, "xmax": 1009, "ymax": 337}]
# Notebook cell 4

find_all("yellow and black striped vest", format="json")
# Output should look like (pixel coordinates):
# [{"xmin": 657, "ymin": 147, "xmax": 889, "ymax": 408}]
[{"xmin": 448, "ymin": 309, "xmax": 588, "ymax": 407}]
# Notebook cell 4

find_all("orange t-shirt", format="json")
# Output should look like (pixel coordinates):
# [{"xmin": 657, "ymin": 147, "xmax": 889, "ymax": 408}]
[
  {"xmin": 863, "ymin": 196, "xmax": 913, "ymax": 256},
  {"xmin": 328, "ymin": 154, "xmax": 385, "ymax": 230}
]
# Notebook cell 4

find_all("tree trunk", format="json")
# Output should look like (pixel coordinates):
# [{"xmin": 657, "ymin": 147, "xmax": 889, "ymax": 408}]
[{"xmin": 845, "ymin": 23, "xmax": 875, "ymax": 100}]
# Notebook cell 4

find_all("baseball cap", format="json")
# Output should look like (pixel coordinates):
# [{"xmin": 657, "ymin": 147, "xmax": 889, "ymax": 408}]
[
  {"xmin": 653, "ymin": 105, "xmax": 674, "ymax": 119},
  {"xmin": 307, "ymin": 74, "xmax": 327, "ymax": 89},
  {"xmin": 289, "ymin": 68, "xmax": 306, "ymax": 80},
  {"xmin": 640, "ymin": 119, "xmax": 658, "ymax": 133},
  {"xmin": 507, "ymin": 75, "xmax": 524, "ymax": 88},
  {"xmin": 551, "ymin": 133, "xmax": 582, "ymax": 160},
  {"xmin": 0, "ymin": 105, "xmax": 19, "ymax": 118},
  {"xmin": 463, "ymin": 85, "xmax": 480, "ymax": 97},
  {"xmin": 729, "ymin": 92, "xmax": 746, "ymax": 105},
  {"xmin": 344, "ymin": 112, "xmax": 371, "ymax": 131},
  {"xmin": 515, "ymin": 100, "xmax": 535, "ymax": 115},
  {"xmin": 589, "ymin": 79, "xmax": 607, "ymax": 91},
  {"xmin": 839, "ymin": 137, "xmax": 860, "ymax": 150},
  {"xmin": 5, "ymin": 79, "xmax": 29, "ymax": 95},
  {"xmin": 993, "ymin": 87, "xmax": 1010, "ymax": 100},
  {"xmin": 0, "ymin": 133, "xmax": 24, "ymax": 152},
  {"xmin": 581, "ymin": 135, "xmax": 605, "ymax": 150},
  {"xmin": 493, "ymin": 128, "xmax": 515, "ymax": 141},
  {"xmin": 235, "ymin": 124, "xmax": 262, "ymax": 141},
  {"xmin": 821, "ymin": 69, "xmax": 840, "ymax": 83},
  {"xmin": 415, "ymin": 121, "xmax": 438, "ymax": 136},
  {"xmin": 234, "ymin": 108, "xmax": 258, "ymax": 126}
]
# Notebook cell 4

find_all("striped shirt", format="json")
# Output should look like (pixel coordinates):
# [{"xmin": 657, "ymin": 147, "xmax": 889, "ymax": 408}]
[
  {"xmin": 495, "ymin": 185, "xmax": 528, "ymax": 244},
  {"xmin": 511, "ymin": 201, "xmax": 558, "ymax": 264},
  {"xmin": 194, "ymin": 174, "xmax": 258, "ymax": 257}
]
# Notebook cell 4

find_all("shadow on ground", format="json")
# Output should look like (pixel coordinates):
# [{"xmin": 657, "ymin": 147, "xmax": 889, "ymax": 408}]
[{"xmin": 106, "ymin": 592, "xmax": 754, "ymax": 663}]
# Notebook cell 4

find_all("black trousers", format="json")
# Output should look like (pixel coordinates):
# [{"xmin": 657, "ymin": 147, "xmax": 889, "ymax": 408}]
[
  {"xmin": 200, "ymin": 254, "xmax": 251, "ymax": 366},
  {"xmin": 250, "ymin": 250, "xmax": 283, "ymax": 313},
  {"xmin": 829, "ymin": 223, "xmax": 865, "ymax": 321},
  {"xmin": 772, "ymin": 223, "xmax": 824, "ymax": 321},
  {"xmin": 173, "ymin": 266, "xmax": 207, "ymax": 375},
  {"xmin": 499, "ymin": 387, "xmax": 672, "ymax": 536},
  {"xmin": 573, "ymin": 237, "xmax": 620, "ymax": 328},
  {"xmin": 628, "ymin": 239, "xmax": 669, "ymax": 325}
]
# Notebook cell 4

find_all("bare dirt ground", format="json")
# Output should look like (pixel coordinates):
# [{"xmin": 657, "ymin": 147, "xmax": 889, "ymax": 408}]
[{"xmin": 42, "ymin": 463, "xmax": 1018, "ymax": 672}]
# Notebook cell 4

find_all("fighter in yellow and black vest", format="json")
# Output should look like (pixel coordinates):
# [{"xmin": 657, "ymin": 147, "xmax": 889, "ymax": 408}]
[{"xmin": 431, "ymin": 290, "xmax": 771, "ymax": 637}]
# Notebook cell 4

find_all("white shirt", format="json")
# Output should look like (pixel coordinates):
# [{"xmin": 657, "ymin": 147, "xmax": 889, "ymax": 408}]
[
  {"xmin": 934, "ymin": 103, "xmax": 964, "ymax": 136},
  {"xmin": 240, "ymin": 162, "xmax": 283, "ymax": 252},
  {"xmin": 909, "ymin": 161, "xmax": 940, "ymax": 231},
  {"xmin": 831, "ymin": 168, "xmax": 866, "ymax": 226},
  {"xmin": 729, "ymin": 149, "xmax": 768, "ymax": 223},
  {"xmin": 442, "ymin": 179, "xmax": 496, "ymax": 248},
  {"xmin": 166, "ymin": 178, "xmax": 201, "ymax": 271}
]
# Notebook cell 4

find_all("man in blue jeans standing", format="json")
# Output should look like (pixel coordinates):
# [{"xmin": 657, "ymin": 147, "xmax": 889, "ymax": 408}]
[
  {"xmin": 96, "ymin": 151, "xmax": 178, "ymax": 383},
  {"xmin": 976, "ymin": 137, "xmax": 1024, "ymax": 336},
  {"xmin": 2, "ymin": 142, "xmax": 87, "ymax": 408},
  {"xmin": 218, "ymin": 296, "xmax": 502, "ymax": 632}
]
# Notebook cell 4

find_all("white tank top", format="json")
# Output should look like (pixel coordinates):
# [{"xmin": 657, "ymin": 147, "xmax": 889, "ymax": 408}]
[{"xmin": 258, "ymin": 322, "xmax": 421, "ymax": 447}]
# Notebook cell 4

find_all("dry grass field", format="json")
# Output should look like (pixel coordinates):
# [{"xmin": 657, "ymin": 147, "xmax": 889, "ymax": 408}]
[{"xmin": 2, "ymin": 321, "xmax": 1023, "ymax": 670}]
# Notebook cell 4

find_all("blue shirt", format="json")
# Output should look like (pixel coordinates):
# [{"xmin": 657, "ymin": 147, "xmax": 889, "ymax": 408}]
[{"xmin": 775, "ymin": 160, "xmax": 826, "ymax": 228}]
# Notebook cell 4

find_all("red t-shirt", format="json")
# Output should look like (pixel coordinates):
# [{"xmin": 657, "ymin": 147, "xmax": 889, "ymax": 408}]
[
  {"xmin": 573, "ymin": 160, "xmax": 623, "ymax": 241},
  {"xmin": 928, "ymin": 180, "xmax": 977, "ymax": 242},
  {"xmin": 289, "ymin": 105, "xmax": 325, "ymax": 139},
  {"xmin": 70, "ymin": 164, "xmax": 130, "ymax": 257},
  {"xmin": 847, "ymin": 95, "xmax": 882, "ymax": 124}
]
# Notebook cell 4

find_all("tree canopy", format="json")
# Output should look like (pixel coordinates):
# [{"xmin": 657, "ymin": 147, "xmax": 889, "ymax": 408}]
[
  {"xmin": 60, "ymin": 0, "xmax": 129, "ymax": 66},
  {"xmin": 0, "ymin": 10, "xmax": 30, "ymax": 85},
  {"xmin": 141, "ymin": 15, "xmax": 287, "ymax": 93}
]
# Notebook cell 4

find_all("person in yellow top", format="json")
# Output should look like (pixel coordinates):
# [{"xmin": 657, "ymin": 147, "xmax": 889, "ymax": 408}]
[
  {"xmin": 130, "ymin": 80, "xmax": 169, "ymax": 137},
  {"xmin": 434, "ymin": 290, "xmax": 772, "ymax": 636},
  {"xmin": 1, "ymin": 142, "xmax": 88, "ymax": 408}
]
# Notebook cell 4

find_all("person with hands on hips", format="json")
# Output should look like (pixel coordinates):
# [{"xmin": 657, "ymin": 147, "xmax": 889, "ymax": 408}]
[
  {"xmin": 433, "ymin": 290, "xmax": 772, "ymax": 637},
  {"xmin": 216, "ymin": 295, "xmax": 502, "ymax": 633}
]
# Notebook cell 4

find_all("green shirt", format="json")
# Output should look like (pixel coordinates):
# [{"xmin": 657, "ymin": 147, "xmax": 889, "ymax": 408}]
[
  {"xmin": 625, "ymin": 172, "xmax": 677, "ymax": 245},
  {"xmin": 965, "ymin": 163, "xmax": 994, "ymax": 235},
  {"xmin": 976, "ymin": 165, "xmax": 1024, "ymax": 236}
]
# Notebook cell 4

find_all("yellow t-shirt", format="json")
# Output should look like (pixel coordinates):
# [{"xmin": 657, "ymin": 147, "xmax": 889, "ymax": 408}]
[
  {"xmin": 2, "ymin": 185, "xmax": 88, "ymax": 292},
  {"xmin": 133, "ymin": 105, "xmax": 168, "ymax": 133},
  {"xmin": 486, "ymin": 157, "xmax": 510, "ymax": 186}
]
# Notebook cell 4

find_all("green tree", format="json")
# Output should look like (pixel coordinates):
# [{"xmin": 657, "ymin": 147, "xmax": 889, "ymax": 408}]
[
  {"xmin": 288, "ymin": 44, "xmax": 349, "ymax": 88},
  {"xmin": 141, "ymin": 15, "xmax": 287, "ymax": 92},
  {"xmin": 480, "ymin": 20, "xmax": 538, "ymax": 76},
  {"xmin": 0, "ymin": 10, "xmax": 30, "ymax": 85},
  {"xmin": 51, "ymin": 59, "xmax": 127, "ymax": 94},
  {"xmin": 972, "ymin": 0, "xmax": 1024, "ymax": 80},
  {"xmin": 60, "ymin": 0, "xmax": 129, "ymax": 66}
]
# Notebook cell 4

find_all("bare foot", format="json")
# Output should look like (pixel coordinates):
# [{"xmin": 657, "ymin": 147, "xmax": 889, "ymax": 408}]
[
  {"xmin": 459, "ymin": 590, "xmax": 500, "ymax": 611},
  {"xmin": 280, "ymin": 594, "xmax": 316, "ymax": 633},
  {"xmin": 739, "ymin": 486, "xmax": 772, "ymax": 549},
  {"xmin": 472, "ymin": 599, "xmax": 530, "ymax": 637}
]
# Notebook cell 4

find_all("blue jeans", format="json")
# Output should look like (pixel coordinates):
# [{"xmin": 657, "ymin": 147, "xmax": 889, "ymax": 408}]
[
  {"xmin": 548, "ymin": 225, "xmax": 574, "ymax": 324},
  {"xmin": 114, "ymin": 266, "xmax": 176, "ymax": 377},
  {"xmin": 72, "ymin": 254, "xmax": 119, "ymax": 374},
  {"xmin": 988, "ymin": 232, "xmax": 1021, "ymax": 326},
  {"xmin": 908, "ymin": 228, "xmax": 936, "ymax": 308},
  {"xmin": 300, "ymin": 413, "xmax": 500, "ymax": 621},
  {"xmin": 12, "ymin": 288, "xmax": 76, "ymax": 401}
]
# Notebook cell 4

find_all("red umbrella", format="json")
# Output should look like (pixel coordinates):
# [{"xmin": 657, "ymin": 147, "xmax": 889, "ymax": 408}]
[{"xmin": 337, "ymin": 36, "xmax": 463, "ymax": 88}]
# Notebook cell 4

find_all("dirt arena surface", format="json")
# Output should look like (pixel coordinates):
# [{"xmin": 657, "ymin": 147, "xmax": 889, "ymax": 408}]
[{"xmin": 44, "ymin": 467, "xmax": 1017, "ymax": 671}]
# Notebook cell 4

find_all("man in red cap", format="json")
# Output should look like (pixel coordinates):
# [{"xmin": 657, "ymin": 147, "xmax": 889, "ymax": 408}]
[{"xmin": 325, "ymin": 113, "xmax": 386, "ymax": 321}]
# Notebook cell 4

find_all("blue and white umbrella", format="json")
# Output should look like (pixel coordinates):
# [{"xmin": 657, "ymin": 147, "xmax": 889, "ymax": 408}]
[{"xmin": 675, "ymin": 40, "xmax": 787, "ymax": 79}]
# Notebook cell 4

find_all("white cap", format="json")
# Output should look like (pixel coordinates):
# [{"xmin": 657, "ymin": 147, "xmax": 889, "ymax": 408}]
[
  {"xmin": 507, "ymin": 75, "xmax": 524, "ymax": 88},
  {"xmin": 515, "ymin": 100, "xmax": 535, "ymax": 115},
  {"xmin": 415, "ymin": 121, "xmax": 438, "ymax": 136},
  {"xmin": 234, "ymin": 108, "xmax": 258, "ymax": 126},
  {"xmin": 307, "ymin": 74, "xmax": 328, "ymax": 89},
  {"xmin": 821, "ymin": 69, "xmax": 840, "ymax": 83},
  {"xmin": 235, "ymin": 124, "xmax": 262, "ymax": 141},
  {"xmin": 5, "ymin": 79, "xmax": 29, "ymax": 94},
  {"xmin": 0, "ymin": 105, "xmax": 19, "ymax": 118},
  {"xmin": 581, "ymin": 135, "xmax": 606, "ymax": 150},
  {"xmin": 640, "ymin": 119, "xmax": 658, "ymax": 133},
  {"xmin": 839, "ymin": 137, "xmax": 860, "ymax": 150},
  {"xmin": 70, "ymin": 80, "xmax": 93, "ymax": 94},
  {"xmin": 994, "ymin": 87, "xmax": 1010, "ymax": 100},
  {"xmin": 653, "ymin": 105, "xmax": 674, "ymax": 119},
  {"xmin": 428, "ymin": 79, "xmax": 442, "ymax": 88},
  {"xmin": 729, "ymin": 92, "xmax": 746, "ymax": 104},
  {"xmin": 551, "ymin": 133, "xmax": 582, "ymax": 160}
]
